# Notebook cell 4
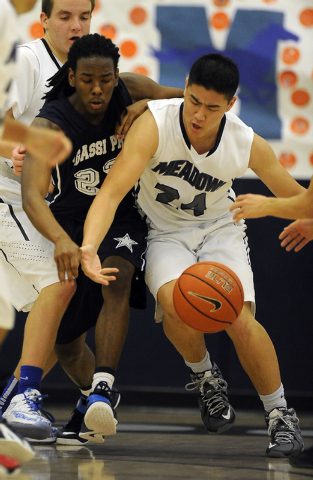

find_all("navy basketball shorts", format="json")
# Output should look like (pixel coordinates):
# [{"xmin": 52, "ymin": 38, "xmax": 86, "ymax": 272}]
[{"xmin": 55, "ymin": 208, "xmax": 147, "ymax": 345}]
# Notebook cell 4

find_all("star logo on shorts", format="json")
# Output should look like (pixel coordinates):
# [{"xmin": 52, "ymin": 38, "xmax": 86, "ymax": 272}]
[{"xmin": 114, "ymin": 233, "xmax": 138, "ymax": 253}]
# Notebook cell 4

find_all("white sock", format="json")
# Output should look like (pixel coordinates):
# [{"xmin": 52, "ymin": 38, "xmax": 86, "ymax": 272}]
[
  {"xmin": 185, "ymin": 350, "xmax": 212, "ymax": 373},
  {"xmin": 259, "ymin": 383, "xmax": 287, "ymax": 413},
  {"xmin": 92, "ymin": 372, "xmax": 115, "ymax": 391}
]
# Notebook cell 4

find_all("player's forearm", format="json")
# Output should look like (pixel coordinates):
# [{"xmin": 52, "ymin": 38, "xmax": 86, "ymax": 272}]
[
  {"xmin": 264, "ymin": 194, "xmax": 313, "ymax": 220},
  {"xmin": 2, "ymin": 116, "xmax": 28, "ymax": 145},
  {"xmin": 83, "ymin": 194, "xmax": 117, "ymax": 251},
  {"xmin": 22, "ymin": 191, "xmax": 70, "ymax": 245}
]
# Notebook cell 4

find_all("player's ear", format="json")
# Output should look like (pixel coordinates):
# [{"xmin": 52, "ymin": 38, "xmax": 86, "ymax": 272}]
[
  {"xmin": 68, "ymin": 68, "xmax": 75, "ymax": 87},
  {"xmin": 227, "ymin": 96, "xmax": 237, "ymax": 111},
  {"xmin": 40, "ymin": 12, "xmax": 48, "ymax": 31},
  {"xmin": 115, "ymin": 68, "xmax": 119, "ymax": 87},
  {"xmin": 184, "ymin": 77, "xmax": 189, "ymax": 96}
]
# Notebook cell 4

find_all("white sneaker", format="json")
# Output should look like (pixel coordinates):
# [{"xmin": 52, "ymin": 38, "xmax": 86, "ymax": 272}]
[
  {"xmin": 3, "ymin": 389, "xmax": 52, "ymax": 440},
  {"xmin": 0, "ymin": 417, "xmax": 34, "ymax": 463}
]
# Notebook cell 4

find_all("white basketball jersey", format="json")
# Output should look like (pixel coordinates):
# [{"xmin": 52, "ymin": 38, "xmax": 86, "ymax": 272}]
[
  {"xmin": 0, "ymin": 0, "xmax": 18, "ymax": 126},
  {"xmin": 9, "ymin": 38, "xmax": 62, "ymax": 125},
  {"xmin": 137, "ymin": 98, "xmax": 254, "ymax": 231}
]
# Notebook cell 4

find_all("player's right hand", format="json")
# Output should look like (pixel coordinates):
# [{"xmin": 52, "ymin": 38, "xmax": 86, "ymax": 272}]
[
  {"xmin": 80, "ymin": 245, "xmax": 118, "ymax": 285},
  {"xmin": 54, "ymin": 236, "xmax": 81, "ymax": 283},
  {"xmin": 11, "ymin": 144, "xmax": 26, "ymax": 175}
]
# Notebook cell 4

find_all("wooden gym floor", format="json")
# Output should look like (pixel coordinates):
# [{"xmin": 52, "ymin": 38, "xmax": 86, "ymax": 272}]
[{"xmin": 14, "ymin": 405, "xmax": 313, "ymax": 480}]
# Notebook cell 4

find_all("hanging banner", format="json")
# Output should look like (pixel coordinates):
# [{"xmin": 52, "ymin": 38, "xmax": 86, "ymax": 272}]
[{"xmin": 18, "ymin": 0, "xmax": 313, "ymax": 179}]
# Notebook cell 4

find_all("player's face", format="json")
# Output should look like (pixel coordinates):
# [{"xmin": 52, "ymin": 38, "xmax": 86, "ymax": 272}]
[
  {"xmin": 183, "ymin": 82, "xmax": 236, "ymax": 151},
  {"xmin": 68, "ymin": 56, "xmax": 119, "ymax": 123},
  {"xmin": 41, "ymin": 0, "xmax": 92, "ymax": 63}
]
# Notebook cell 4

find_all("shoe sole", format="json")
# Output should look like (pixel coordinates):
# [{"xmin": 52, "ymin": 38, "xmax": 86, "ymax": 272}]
[
  {"xmin": 7, "ymin": 422, "xmax": 51, "ymax": 440},
  {"xmin": 84, "ymin": 402, "xmax": 117, "ymax": 436},
  {"xmin": 0, "ymin": 439, "xmax": 34, "ymax": 464},
  {"xmin": 57, "ymin": 436, "xmax": 89, "ymax": 446}
]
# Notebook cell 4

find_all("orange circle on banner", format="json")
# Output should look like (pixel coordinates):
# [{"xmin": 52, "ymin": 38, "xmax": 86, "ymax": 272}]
[
  {"xmin": 213, "ymin": 0, "xmax": 230, "ymax": 6},
  {"xmin": 93, "ymin": 0, "xmax": 100, "ymax": 14},
  {"xmin": 278, "ymin": 152, "xmax": 297, "ymax": 169},
  {"xmin": 299, "ymin": 8, "xmax": 313, "ymax": 27},
  {"xmin": 278, "ymin": 71, "xmax": 298, "ymax": 88},
  {"xmin": 282, "ymin": 47, "xmax": 300, "ymax": 65},
  {"xmin": 309, "ymin": 153, "xmax": 313, "ymax": 167},
  {"xmin": 292, "ymin": 89, "xmax": 310, "ymax": 107},
  {"xmin": 211, "ymin": 12, "xmax": 230, "ymax": 30},
  {"xmin": 262, "ymin": 0, "xmax": 278, "ymax": 3},
  {"xmin": 30, "ymin": 22, "xmax": 44, "ymax": 39},
  {"xmin": 130, "ymin": 7, "xmax": 147, "ymax": 24},
  {"xmin": 99, "ymin": 24, "xmax": 116, "ymax": 40},
  {"xmin": 120, "ymin": 40, "xmax": 137, "ymax": 58},
  {"xmin": 133, "ymin": 66, "xmax": 149, "ymax": 76},
  {"xmin": 291, "ymin": 117, "xmax": 310, "ymax": 134}
]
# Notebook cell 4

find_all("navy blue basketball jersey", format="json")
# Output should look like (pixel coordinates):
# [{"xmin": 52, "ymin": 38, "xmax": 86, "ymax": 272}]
[{"xmin": 39, "ymin": 78, "xmax": 134, "ymax": 223}]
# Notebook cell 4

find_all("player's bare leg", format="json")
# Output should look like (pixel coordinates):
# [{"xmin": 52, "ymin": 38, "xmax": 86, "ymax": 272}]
[
  {"xmin": 158, "ymin": 280, "xmax": 236, "ymax": 434},
  {"xmin": 226, "ymin": 303, "xmax": 281, "ymax": 394},
  {"xmin": 83, "ymin": 257, "xmax": 134, "ymax": 438}
]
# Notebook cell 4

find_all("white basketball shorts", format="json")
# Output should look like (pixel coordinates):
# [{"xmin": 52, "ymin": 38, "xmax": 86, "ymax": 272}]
[
  {"xmin": 144, "ymin": 214, "xmax": 255, "ymax": 322},
  {"xmin": 0, "ymin": 175, "xmax": 60, "ymax": 312}
]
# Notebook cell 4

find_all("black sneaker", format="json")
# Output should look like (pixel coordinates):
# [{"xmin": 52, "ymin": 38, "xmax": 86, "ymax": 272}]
[
  {"xmin": 83, "ymin": 382, "xmax": 120, "ymax": 438},
  {"xmin": 265, "ymin": 407, "xmax": 304, "ymax": 458},
  {"xmin": 57, "ymin": 395, "xmax": 89, "ymax": 446},
  {"xmin": 186, "ymin": 363, "xmax": 236, "ymax": 434},
  {"xmin": 289, "ymin": 445, "xmax": 313, "ymax": 468}
]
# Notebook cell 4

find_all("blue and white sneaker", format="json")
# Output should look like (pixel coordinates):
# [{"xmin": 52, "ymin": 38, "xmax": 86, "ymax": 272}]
[
  {"xmin": 83, "ymin": 383, "xmax": 120, "ymax": 438},
  {"xmin": 3, "ymin": 389, "xmax": 53, "ymax": 440}
]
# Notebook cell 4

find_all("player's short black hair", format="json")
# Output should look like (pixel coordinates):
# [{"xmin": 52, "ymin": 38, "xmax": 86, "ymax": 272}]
[
  {"xmin": 44, "ymin": 34, "xmax": 120, "ymax": 103},
  {"xmin": 42, "ymin": 0, "xmax": 95, "ymax": 17},
  {"xmin": 188, "ymin": 53, "xmax": 239, "ymax": 102}
]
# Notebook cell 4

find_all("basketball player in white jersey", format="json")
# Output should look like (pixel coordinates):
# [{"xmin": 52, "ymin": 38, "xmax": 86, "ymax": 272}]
[
  {"xmin": 0, "ymin": 0, "xmax": 72, "ymax": 472},
  {"xmin": 0, "ymin": 0, "xmax": 95, "ymax": 444},
  {"xmin": 80, "ymin": 53, "xmax": 306, "ymax": 458}
]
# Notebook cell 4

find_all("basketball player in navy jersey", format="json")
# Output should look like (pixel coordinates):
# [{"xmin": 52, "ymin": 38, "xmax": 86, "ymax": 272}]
[
  {"xmin": 17, "ymin": 33, "xmax": 184, "ymax": 443},
  {"xmin": 80, "ymin": 53, "xmax": 306, "ymax": 457}
]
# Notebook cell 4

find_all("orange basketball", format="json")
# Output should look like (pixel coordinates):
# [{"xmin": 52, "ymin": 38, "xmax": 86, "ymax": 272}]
[{"xmin": 173, "ymin": 262, "xmax": 244, "ymax": 333}]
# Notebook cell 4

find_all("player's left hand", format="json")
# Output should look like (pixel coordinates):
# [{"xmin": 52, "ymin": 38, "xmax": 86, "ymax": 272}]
[
  {"xmin": 115, "ymin": 100, "xmax": 148, "ymax": 139},
  {"xmin": 230, "ymin": 194, "xmax": 268, "ymax": 222},
  {"xmin": 80, "ymin": 245, "xmax": 119, "ymax": 284},
  {"xmin": 279, "ymin": 219, "xmax": 313, "ymax": 252}
]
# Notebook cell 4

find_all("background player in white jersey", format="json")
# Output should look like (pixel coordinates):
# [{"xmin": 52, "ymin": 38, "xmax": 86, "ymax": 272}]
[
  {"xmin": 0, "ymin": 0, "xmax": 71, "ymax": 472},
  {"xmin": 80, "ymin": 53, "xmax": 307, "ymax": 458},
  {"xmin": 0, "ymin": 0, "xmax": 95, "ymax": 444}
]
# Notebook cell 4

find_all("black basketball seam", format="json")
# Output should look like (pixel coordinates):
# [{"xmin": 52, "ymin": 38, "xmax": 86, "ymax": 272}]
[{"xmin": 176, "ymin": 276, "xmax": 233, "ymax": 325}]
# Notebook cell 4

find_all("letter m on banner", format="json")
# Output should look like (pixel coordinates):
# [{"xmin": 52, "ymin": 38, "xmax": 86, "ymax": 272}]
[{"xmin": 154, "ymin": 6, "xmax": 298, "ymax": 139}]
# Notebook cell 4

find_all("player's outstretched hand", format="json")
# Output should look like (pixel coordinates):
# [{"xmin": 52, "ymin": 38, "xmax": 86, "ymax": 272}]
[
  {"xmin": 54, "ymin": 236, "xmax": 81, "ymax": 283},
  {"xmin": 115, "ymin": 100, "xmax": 148, "ymax": 139},
  {"xmin": 230, "ymin": 193, "xmax": 269, "ymax": 222},
  {"xmin": 279, "ymin": 219, "xmax": 313, "ymax": 252},
  {"xmin": 80, "ymin": 245, "xmax": 119, "ymax": 285},
  {"xmin": 11, "ymin": 144, "xmax": 26, "ymax": 175},
  {"xmin": 26, "ymin": 126, "xmax": 72, "ymax": 167}
]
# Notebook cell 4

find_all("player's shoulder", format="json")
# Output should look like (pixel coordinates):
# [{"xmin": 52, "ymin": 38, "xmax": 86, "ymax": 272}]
[
  {"xmin": 225, "ymin": 111, "xmax": 254, "ymax": 136},
  {"xmin": 17, "ymin": 38, "xmax": 48, "ymax": 63},
  {"xmin": 148, "ymin": 97, "xmax": 183, "ymax": 115}
]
